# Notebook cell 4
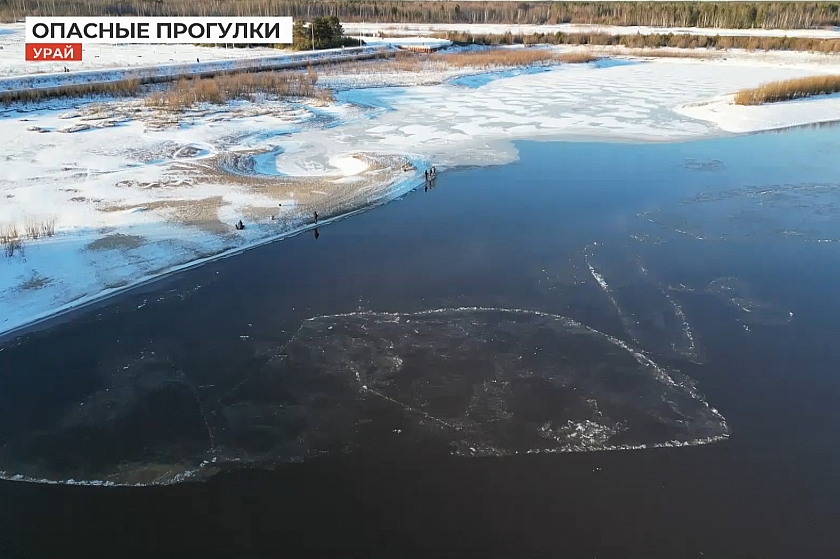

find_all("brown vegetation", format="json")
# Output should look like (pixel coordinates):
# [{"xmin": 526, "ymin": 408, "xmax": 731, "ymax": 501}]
[
  {"xmin": 617, "ymin": 48, "xmax": 719, "ymax": 59},
  {"xmin": 0, "ymin": 217, "xmax": 56, "ymax": 257},
  {"xmin": 85, "ymin": 234, "xmax": 145, "ymax": 252},
  {"xmin": 144, "ymin": 69, "xmax": 331, "ymax": 110},
  {"xmin": 17, "ymin": 274, "xmax": 51, "ymax": 291},
  {"xmin": 2, "ymin": 1, "xmax": 839, "ymax": 29},
  {"xmin": 23, "ymin": 218, "xmax": 41, "ymax": 240},
  {"xmin": 1, "ymin": 223, "xmax": 23, "ymax": 258},
  {"xmin": 440, "ymin": 31, "xmax": 840, "ymax": 53},
  {"xmin": 1, "ymin": 69, "xmax": 333, "ymax": 107},
  {"xmin": 30, "ymin": 217, "xmax": 56, "ymax": 238},
  {"xmin": 553, "ymin": 51, "xmax": 601, "ymax": 64},
  {"xmin": 321, "ymin": 47, "xmax": 596, "ymax": 76},
  {"xmin": 432, "ymin": 48, "xmax": 596, "ymax": 67},
  {"xmin": 734, "ymin": 75, "xmax": 840, "ymax": 105},
  {"xmin": 0, "ymin": 79, "xmax": 141, "ymax": 104}
]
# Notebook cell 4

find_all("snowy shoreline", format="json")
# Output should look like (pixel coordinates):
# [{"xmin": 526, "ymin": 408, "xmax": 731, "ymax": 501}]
[
  {"xmin": 2, "ymin": 45, "xmax": 840, "ymax": 339},
  {"xmin": 0, "ymin": 164, "xmax": 424, "ymax": 342}
]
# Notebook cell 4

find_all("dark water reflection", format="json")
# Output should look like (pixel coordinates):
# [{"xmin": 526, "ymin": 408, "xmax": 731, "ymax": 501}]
[{"xmin": 2, "ymin": 127, "xmax": 840, "ymax": 556}]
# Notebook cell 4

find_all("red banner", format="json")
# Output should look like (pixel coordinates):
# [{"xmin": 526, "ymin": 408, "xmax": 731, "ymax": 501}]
[{"xmin": 25, "ymin": 43, "xmax": 82, "ymax": 61}]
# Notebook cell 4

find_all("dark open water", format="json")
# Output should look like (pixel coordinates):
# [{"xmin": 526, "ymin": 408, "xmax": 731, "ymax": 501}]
[{"xmin": 1, "ymin": 127, "xmax": 839, "ymax": 557}]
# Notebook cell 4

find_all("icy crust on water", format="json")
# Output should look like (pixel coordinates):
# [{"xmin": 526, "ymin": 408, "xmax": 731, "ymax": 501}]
[
  {"xmin": 637, "ymin": 182, "xmax": 840, "ymax": 244},
  {"xmin": 0, "ymin": 308, "xmax": 728, "ymax": 486},
  {"xmin": 670, "ymin": 277, "xmax": 794, "ymax": 328},
  {"xmin": 267, "ymin": 309, "xmax": 727, "ymax": 458},
  {"xmin": 0, "ymin": 353, "xmax": 216, "ymax": 486},
  {"xmin": 584, "ymin": 244, "xmax": 701, "ymax": 363}
]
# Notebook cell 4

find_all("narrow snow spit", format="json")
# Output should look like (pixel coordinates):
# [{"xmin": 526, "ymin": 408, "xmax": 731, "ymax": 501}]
[{"xmin": 676, "ymin": 92, "xmax": 840, "ymax": 133}]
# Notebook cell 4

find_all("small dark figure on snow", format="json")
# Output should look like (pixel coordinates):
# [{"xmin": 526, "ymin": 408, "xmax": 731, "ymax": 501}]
[
  {"xmin": 314, "ymin": 211, "xmax": 319, "ymax": 224},
  {"xmin": 235, "ymin": 220, "xmax": 245, "ymax": 230},
  {"xmin": 196, "ymin": 58, "xmax": 200, "ymax": 63},
  {"xmin": 424, "ymin": 170, "xmax": 428, "ymax": 181}
]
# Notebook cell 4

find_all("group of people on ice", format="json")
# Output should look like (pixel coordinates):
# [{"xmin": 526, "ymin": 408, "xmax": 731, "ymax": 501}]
[{"xmin": 235, "ymin": 165, "xmax": 441, "ymax": 232}]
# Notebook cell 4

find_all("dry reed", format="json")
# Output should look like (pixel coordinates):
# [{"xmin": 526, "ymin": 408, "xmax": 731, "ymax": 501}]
[
  {"xmin": 0, "ymin": 79, "xmax": 141, "ymax": 105},
  {"xmin": 618, "ymin": 48, "xmax": 719, "ymax": 59},
  {"xmin": 321, "ymin": 47, "xmax": 596, "ymax": 76},
  {"xmin": 144, "ymin": 70, "xmax": 330, "ymax": 110},
  {"xmin": 24, "ymin": 218, "xmax": 41, "ymax": 240},
  {"xmin": 734, "ymin": 75, "xmax": 840, "ymax": 105},
  {"xmin": 431, "ymin": 48, "xmax": 595, "ymax": 67},
  {"xmin": 1, "ymin": 222, "xmax": 24, "ymax": 258}
]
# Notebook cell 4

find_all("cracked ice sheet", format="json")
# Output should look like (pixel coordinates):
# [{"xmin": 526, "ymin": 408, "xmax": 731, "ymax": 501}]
[{"xmin": 0, "ymin": 308, "xmax": 728, "ymax": 485}]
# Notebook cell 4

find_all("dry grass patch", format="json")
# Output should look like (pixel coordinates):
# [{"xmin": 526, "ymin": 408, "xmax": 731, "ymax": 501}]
[
  {"xmin": 734, "ymin": 75, "xmax": 840, "ymax": 105},
  {"xmin": 619, "ymin": 48, "xmax": 720, "ymax": 59},
  {"xmin": 553, "ymin": 51, "xmax": 599, "ymax": 64},
  {"xmin": 17, "ymin": 274, "xmax": 52, "ymax": 291},
  {"xmin": 431, "ymin": 48, "xmax": 596, "ymax": 68},
  {"xmin": 1, "ymin": 222, "xmax": 19, "ymax": 244},
  {"xmin": 86, "ymin": 233, "xmax": 146, "ymax": 252},
  {"xmin": 1, "ymin": 222, "xmax": 25, "ymax": 258},
  {"xmin": 321, "ymin": 48, "xmax": 596, "ymax": 76},
  {"xmin": 22, "ymin": 216, "xmax": 57, "ymax": 239},
  {"xmin": 3, "ymin": 238, "xmax": 23, "ymax": 258},
  {"xmin": 145, "ymin": 70, "xmax": 332, "ymax": 111},
  {"xmin": 0, "ymin": 79, "xmax": 141, "ymax": 105},
  {"xmin": 101, "ymin": 197, "xmax": 230, "ymax": 234}
]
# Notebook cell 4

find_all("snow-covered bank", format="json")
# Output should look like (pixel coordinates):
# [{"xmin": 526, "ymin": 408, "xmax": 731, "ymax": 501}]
[
  {"xmin": 2, "ymin": 49, "xmax": 840, "ymax": 338},
  {"xmin": 345, "ymin": 22, "xmax": 840, "ymax": 40},
  {"xmin": 676, "ymin": 92, "xmax": 840, "ymax": 133},
  {"xmin": 0, "ymin": 95, "xmax": 427, "ymax": 337}
]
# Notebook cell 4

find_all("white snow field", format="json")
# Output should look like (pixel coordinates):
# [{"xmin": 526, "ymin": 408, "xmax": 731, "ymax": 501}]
[
  {"xmin": 2, "ymin": 42, "xmax": 840, "ymax": 337},
  {"xmin": 345, "ymin": 22, "xmax": 840, "ymax": 39}
]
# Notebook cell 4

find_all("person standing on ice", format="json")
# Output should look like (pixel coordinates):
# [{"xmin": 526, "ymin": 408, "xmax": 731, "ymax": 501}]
[
  {"xmin": 314, "ymin": 211, "xmax": 319, "ymax": 224},
  {"xmin": 424, "ymin": 170, "xmax": 428, "ymax": 181}
]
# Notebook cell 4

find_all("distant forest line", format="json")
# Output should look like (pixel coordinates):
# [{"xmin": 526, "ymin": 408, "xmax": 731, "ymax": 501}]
[
  {"xmin": 443, "ymin": 30, "xmax": 840, "ymax": 52},
  {"xmin": 2, "ymin": 2, "xmax": 840, "ymax": 29}
]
